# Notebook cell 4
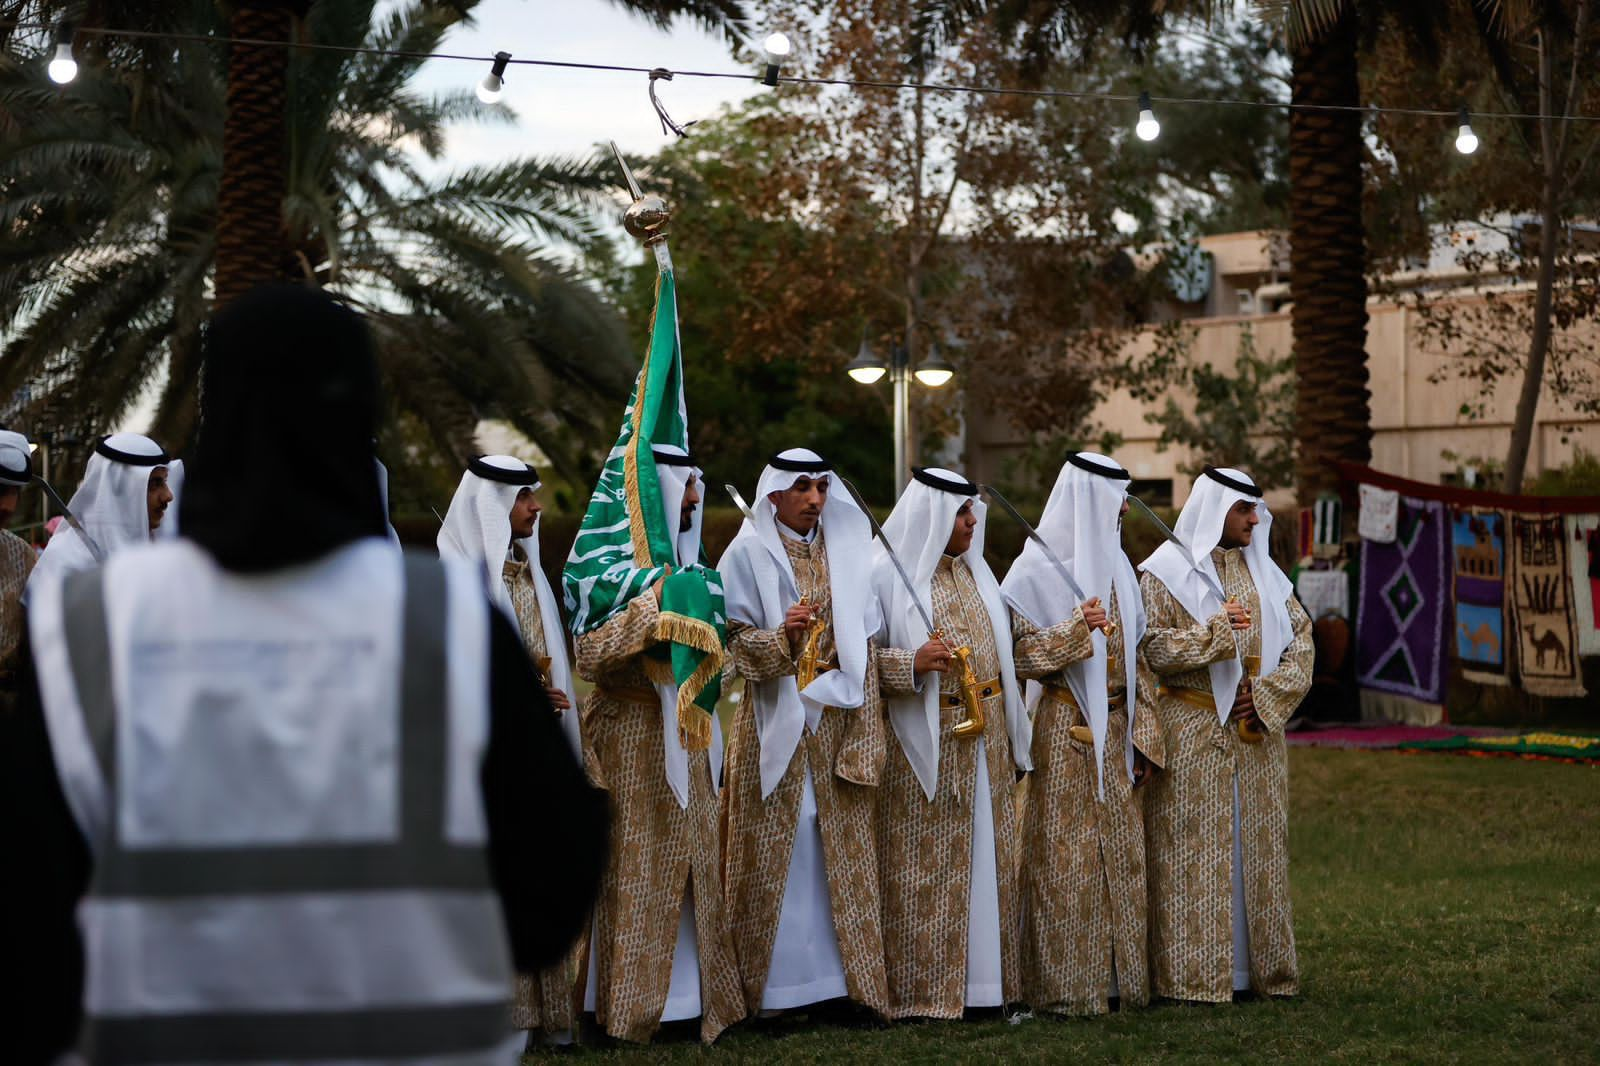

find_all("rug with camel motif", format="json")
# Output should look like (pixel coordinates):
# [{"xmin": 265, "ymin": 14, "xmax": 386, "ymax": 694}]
[
  {"xmin": 1451, "ymin": 506, "xmax": 1510, "ymax": 685},
  {"xmin": 1509, "ymin": 514, "xmax": 1588, "ymax": 698}
]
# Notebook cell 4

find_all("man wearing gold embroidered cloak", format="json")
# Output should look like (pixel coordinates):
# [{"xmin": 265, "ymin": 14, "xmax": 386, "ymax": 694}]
[
  {"xmin": 571, "ymin": 445, "xmax": 744, "ymax": 1043},
  {"xmin": 1139, "ymin": 466, "xmax": 1313, "ymax": 1003},
  {"xmin": 1001, "ymin": 452, "xmax": 1164, "ymax": 1015},
  {"xmin": 718, "ymin": 449, "xmax": 889, "ymax": 1018},
  {"xmin": 871, "ymin": 467, "xmax": 1085, "ymax": 1019},
  {"xmin": 438, "ymin": 454, "xmax": 582, "ymax": 1045}
]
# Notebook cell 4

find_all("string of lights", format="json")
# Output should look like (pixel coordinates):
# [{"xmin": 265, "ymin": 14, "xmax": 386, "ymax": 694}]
[{"xmin": 17, "ymin": 18, "xmax": 1600, "ymax": 154}]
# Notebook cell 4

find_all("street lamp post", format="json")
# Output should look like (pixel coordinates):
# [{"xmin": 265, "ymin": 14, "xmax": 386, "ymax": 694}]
[{"xmin": 846, "ymin": 335, "xmax": 956, "ymax": 495}]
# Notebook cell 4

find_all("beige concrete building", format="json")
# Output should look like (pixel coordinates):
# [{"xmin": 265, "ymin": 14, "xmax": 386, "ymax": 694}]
[{"xmin": 966, "ymin": 227, "xmax": 1600, "ymax": 507}]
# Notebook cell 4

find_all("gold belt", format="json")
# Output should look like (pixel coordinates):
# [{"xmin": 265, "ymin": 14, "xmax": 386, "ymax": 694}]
[
  {"xmin": 1040, "ymin": 683, "xmax": 1127, "ymax": 712},
  {"xmin": 595, "ymin": 683, "xmax": 658, "ymax": 706},
  {"xmin": 1041, "ymin": 684, "xmax": 1126, "ymax": 744},
  {"xmin": 1160, "ymin": 683, "xmax": 1216, "ymax": 712},
  {"xmin": 942, "ymin": 675, "xmax": 1002, "ymax": 707}
]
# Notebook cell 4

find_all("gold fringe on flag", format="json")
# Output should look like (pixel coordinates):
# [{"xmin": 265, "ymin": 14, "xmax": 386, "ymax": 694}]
[{"xmin": 657, "ymin": 610, "xmax": 725, "ymax": 752}]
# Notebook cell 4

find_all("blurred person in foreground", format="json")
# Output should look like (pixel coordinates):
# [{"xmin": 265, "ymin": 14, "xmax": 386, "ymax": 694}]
[
  {"xmin": 2, "ymin": 284, "xmax": 607, "ymax": 1064},
  {"xmin": 0, "ymin": 430, "xmax": 38, "ymax": 698}
]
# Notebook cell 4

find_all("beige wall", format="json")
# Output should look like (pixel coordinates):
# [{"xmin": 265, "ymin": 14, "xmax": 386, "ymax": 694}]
[{"xmin": 968, "ymin": 293, "xmax": 1600, "ymax": 505}]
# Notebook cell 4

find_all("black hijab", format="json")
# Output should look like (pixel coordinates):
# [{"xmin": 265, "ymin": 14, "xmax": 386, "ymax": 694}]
[{"xmin": 181, "ymin": 284, "xmax": 388, "ymax": 572}]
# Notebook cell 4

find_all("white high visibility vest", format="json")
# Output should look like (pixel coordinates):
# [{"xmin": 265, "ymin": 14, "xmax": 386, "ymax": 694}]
[{"xmin": 29, "ymin": 538, "xmax": 520, "ymax": 1065}]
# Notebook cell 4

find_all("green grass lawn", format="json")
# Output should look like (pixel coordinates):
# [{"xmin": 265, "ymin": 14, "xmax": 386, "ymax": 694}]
[{"xmin": 532, "ymin": 748, "xmax": 1600, "ymax": 1063}]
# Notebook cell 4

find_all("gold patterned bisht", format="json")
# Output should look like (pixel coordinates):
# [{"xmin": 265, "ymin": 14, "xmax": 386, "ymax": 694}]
[
  {"xmin": 502, "ymin": 552, "xmax": 587, "ymax": 1038},
  {"xmin": 1020, "ymin": 588, "xmax": 1167, "ymax": 1015},
  {"xmin": 722, "ymin": 530, "xmax": 890, "ymax": 1017},
  {"xmin": 574, "ymin": 590, "xmax": 746, "ymax": 1044},
  {"xmin": 875, "ymin": 554, "xmax": 1085, "ymax": 1020},
  {"xmin": 1139, "ymin": 548, "xmax": 1313, "ymax": 1003}
]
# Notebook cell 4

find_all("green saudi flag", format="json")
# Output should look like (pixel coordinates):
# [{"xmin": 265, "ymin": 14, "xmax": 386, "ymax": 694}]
[{"xmin": 562, "ymin": 267, "xmax": 724, "ymax": 748}]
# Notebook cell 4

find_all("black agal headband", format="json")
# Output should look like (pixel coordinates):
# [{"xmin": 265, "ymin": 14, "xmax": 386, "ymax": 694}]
[
  {"xmin": 768, "ymin": 450, "xmax": 831, "ymax": 473},
  {"xmin": 468, "ymin": 455, "xmax": 539, "ymax": 485},
  {"xmin": 652, "ymin": 448, "xmax": 698, "ymax": 467},
  {"xmin": 95, "ymin": 436, "xmax": 170, "ymax": 466},
  {"xmin": 913, "ymin": 466, "xmax": 978, "ymax": 495},
  {"xmin": 1202, "ymin": 465, "xmax": 1262, "ymax": 497},
  {"xmin": 1067, "ymin": 453, "xmax": 1131, "ymax": 480}
]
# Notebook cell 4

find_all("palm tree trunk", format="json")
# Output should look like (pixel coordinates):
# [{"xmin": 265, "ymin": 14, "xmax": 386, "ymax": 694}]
[
  {"xmin": 1287, "ymin": 8, "xmax": 1370, "ymax": 506},
  {"xmin": 214, "ymin": 1, "xmax": 303, "ymax": 308}
]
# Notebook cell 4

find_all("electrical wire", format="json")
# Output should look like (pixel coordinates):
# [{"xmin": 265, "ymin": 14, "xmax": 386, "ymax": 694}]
[{"xmin": 8, "ymin": 19, "xmax": 1600, "ymax": 126}]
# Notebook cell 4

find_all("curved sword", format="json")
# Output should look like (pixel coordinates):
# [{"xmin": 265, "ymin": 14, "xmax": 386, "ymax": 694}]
[
  {"xmin": 1126, "ymin": 493, "xmax": 1232, "ymax": 606},
  {"xmin": 33, "ymin": 475, "xmax": 104, "ymax": 563},
  {"xmin": 834, "ymin": 474, "xmax": 941, "ymax": 640},
  {"xmin": 722, "ymin": 483, "xmax": 755, "ymax": 523},
  {"xmin": 980, "ymin": 483, "xmax": 1116, "ymax": 634}
]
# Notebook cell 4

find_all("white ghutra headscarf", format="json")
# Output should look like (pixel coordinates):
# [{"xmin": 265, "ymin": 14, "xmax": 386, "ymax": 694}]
[
  {"xmin": 1001, "ymin": 452, "xmax": 1144, "ymax": 798},
  {"xmin": 872, "ymin": 467, "xmax": 1028, "ymax": 801},
  {"xmin": 717, "ymin": 448, "xmax": 878, "ymax": 798},
  {"xmin": 30, "ymin": 433, "xmax": 170, "ymax": 595},
  {"xmin": 647, "ymin": 444, "xmax": 722, "ymax": 808},
  {"xmin": 438, "ymin": 454, "xmax": 578, "ymax": 758},
  {"xmin": 1140, "ymin": 466, "xmax": 1294, "ymax": 724}
]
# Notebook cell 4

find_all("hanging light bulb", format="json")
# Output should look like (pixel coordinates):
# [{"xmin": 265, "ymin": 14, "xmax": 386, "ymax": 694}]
[
  {"xmin": 1135, "ymin": 90, "xmax": 1160, "ymax": 141},
  {"xmin": 1454, "ymin": 106, "xmax": 1479, "ymax": 155},
  {"xmin": 762, "ymin": 31, "xmax": 792, "ymax": 88},
  {"xmin": 476, "ymin": 51, "xmax": 512, "ymax": 104},
  {"xmin": 46, "ymin": 24, "xmax": 77, "ymax": 85}
]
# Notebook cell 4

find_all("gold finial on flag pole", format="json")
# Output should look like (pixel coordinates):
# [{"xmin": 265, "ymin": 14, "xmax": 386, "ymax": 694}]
[{"xmin": 610, "ymin": 140, "xmax": 672, "ymax": 269}]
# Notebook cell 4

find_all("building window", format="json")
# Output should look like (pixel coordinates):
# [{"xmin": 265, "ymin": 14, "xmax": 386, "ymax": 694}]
[{"xmin": 1130, "ymin": 478, "xmax": 1173, "ymax": 508}]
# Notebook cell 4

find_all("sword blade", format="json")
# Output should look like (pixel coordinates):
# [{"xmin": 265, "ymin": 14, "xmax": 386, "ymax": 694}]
[
  {"xmin": 721, "ymin": 483, "xmax": 755, "ymax": 523},
  {"xmin": 34, "ymin": 476, "xmax": 105, "ymax": 563},
  {"xmin": 979, "ymin": 484, "xmax": 1089, "ymax": 603},
  {"xmin": 834, "ymin": 474, "xmax": 939, "ymax": 638},
  {"xmin": 1126, "ymin": 494, "xmax": 1229, "ymax": 604},
  {"xmin": 609, "ymin": 140, "xmax": 645, "ymax": 201}
]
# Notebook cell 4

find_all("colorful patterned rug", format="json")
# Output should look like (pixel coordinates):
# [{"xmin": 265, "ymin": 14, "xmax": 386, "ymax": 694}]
[
  {"xmin": 1398, "ymin": 731, "xmax": 1600, "ymax": 763},
  {"xmin": 1509, "ymin": 514, "xmax": 1588, "ymax": 698},
  {"xmin": 1451, "ymin": 507, "xmax": 1509, "ymax": 685},
  {"xmin": 1357, "ymin": 497, "xmax": 1452, "ymax": 706}
]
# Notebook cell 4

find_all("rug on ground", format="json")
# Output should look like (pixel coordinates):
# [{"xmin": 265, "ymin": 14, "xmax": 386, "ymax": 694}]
[{"xmin": 1398, "ymin": 731, "xmax": 1600, "ymax": 763}]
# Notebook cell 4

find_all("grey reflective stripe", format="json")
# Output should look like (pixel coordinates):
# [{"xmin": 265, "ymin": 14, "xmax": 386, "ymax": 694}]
[
  {"xmin": 83, "ymin": 552, "xmax": 492, "ymax": 895},
  {"xmin": 88, "ymin": 1001, "xmax": 512, "ymax": 1065},
  {"xmin": 399, "ymin": 551, "xmax": 449, "ymax": 846},
  {"xmin": 92, "ymin": 842, "xmax": 495, "ymax": 896},
  {"xmin": 62, "ymin": 568, "xmax": 115, "ymax": 783}
]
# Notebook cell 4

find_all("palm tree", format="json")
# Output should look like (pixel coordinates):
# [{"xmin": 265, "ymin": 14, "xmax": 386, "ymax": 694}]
[
  {"xmin": 1270, "ymin": 1, "xmax": 1373, "ymax": 505},
  {"xmin": 208, "ymin": 0, "xmax": 746, "ymax": 308},
  {"xmin": 0, "ymin": 0, "xmax": 653, "ymax": 483}
]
